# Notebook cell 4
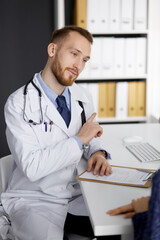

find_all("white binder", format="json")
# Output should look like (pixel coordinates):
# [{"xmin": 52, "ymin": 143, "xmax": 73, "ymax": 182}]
[
  {"xmin": 87, "ymin": 0, "xmax": 98, "ymax": 33},
  {"xmin": 89, "ymin": 37, "xmax": 101, "ymax": 78},
  {"xmin": 134, "ymin": 0, "xmax": 147, "ymax": 30},
  {"xmin": 113, "ymin": 38, "xmax": 125, "ymax": 76},
  {"xmin": 101, "ymin": 37, "xmax": 114, "ymax": 77},
  {"xmin": 88, "ymin": 83, "xmax": 99, "ymax": 113},
  {"xmin": 116, "ymin": 82, "xmax": 128, "ymax": 118},
  {"xmin": 97, "ymin": 0, "xmax": 110, "ymax": 33},
  {"xmin": 120, "ymin": 0, "xmax": 134, "ymax": 31},
  {"xmin": 110, "ymin": 0, "xmax": 120, "ymax": 31},
  {"xmin": 135, "ymin": 37, "xmax": 147, "ymax": 75},
  {"xmin": 77, "ymin": 63, "xmax": 89, "ymax": 80},
  {"xmin": 77, "ymin": 83, "xmax": 88, "ymax": 89},
  {"xmin": 124, "ymin": 38, "xmax": 136, "ymax": 76}
]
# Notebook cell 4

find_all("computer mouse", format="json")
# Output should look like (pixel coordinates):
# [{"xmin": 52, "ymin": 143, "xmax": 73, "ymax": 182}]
[{"xmin": 122, "ymin": 136, "xmax": 143, "ymax": 144}]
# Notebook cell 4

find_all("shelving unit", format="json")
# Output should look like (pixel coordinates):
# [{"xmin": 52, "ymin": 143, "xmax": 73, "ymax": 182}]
[{"xmin": 55, "ymin": 0, "xmax": 160, "ymax": 124}]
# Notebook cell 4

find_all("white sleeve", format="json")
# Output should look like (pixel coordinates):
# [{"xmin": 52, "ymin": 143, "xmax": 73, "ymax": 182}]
[{"xmin": 5, "ymin": 95, "xmax": 83, "ymax": 182}]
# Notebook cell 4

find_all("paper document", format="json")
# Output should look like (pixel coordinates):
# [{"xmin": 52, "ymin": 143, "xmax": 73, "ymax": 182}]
[{"xmin": 77, "ymin": 166, "xmax": 156, "ymax": 187}]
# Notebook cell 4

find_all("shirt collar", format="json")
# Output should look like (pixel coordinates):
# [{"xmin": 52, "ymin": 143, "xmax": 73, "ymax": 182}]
[{"xmin": 37, "ymin": 71, "xmax": 70, "ymax": 108}]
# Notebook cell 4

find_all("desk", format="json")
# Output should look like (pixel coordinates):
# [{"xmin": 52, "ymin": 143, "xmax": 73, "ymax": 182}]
[{"xmin": 77, "ymin": 123, "xmax": 160, "ymax": 238}]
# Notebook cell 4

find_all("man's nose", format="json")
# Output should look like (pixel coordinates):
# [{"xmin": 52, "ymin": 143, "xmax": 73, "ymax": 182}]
[{"xmin": 73, "ymin": 58, "xmax": 83, "ymax": 72}]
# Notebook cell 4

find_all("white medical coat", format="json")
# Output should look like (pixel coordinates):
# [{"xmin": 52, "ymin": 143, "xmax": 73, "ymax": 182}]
[{"xmin": 0, "ymin": 73, "xmax": 105, "ymax": 238}]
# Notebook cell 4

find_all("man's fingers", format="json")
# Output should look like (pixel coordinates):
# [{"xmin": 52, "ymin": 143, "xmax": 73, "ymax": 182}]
[
  {"xmin": 87, "ymin": 158, "xmax": 94, "ymax": 172},
  {"xmin": 88, "ymin": 153, "xmax": 112, "ymax": 176},
  {"xmin": 107, "ymin": 204, "xmax": 133, "ymax": 216},
  {"xmin": 105, "ymin": 165, "xmax": 112, "ymax": 176},
  {"xmin": 99, "ymin": 163, "xmax": 107, "ymax": 176},
  {"xmin": 93, "ymin": 161, "xmax": 102, "ymax": 175},
  {"xmin": 86, "ymin": 113, "xmax": 96, "ymax": 123},
  {"xmin": 95, "ymin": 128, "xmax": 103, "ymax": 137},
  {"xmin": 99, "ymin": 162, "xmax": 112, "ymax": 176}
]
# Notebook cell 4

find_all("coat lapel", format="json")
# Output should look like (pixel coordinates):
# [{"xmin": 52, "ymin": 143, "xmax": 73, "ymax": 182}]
[
  {"xmin": 45, "ymin": 100, "xmax": 69, "ymax": 134},
  {"xmin": 67, "ymin": 96, "xmax": 83, "ymax": 136},
  {"xmin": 28, "ymin": 76, "xmax": 90, "ymax": 137},
  {"xmin": 67, "ymin": 84, "xmax": 90, "ymax": 136}
]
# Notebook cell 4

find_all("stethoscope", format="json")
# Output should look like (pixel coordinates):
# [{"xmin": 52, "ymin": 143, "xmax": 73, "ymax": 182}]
[
  {"xmin": 23, "ymin": 78, "xmax": 43, "ymax": 125},
  {"xmin": 23, "ymin": 78, "xmax": 89, "ymax": 149}
]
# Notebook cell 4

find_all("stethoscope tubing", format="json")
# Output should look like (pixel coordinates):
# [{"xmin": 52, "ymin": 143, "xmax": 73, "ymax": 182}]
[{"xmin": 23, "ymin": 78, "xmax": 43, "ymax": 125}]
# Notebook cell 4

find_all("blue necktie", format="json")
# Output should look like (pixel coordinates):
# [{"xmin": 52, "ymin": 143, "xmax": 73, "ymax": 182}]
[{"xmin": 56, "ymin": 95, "xmax": 71, "ymax": 127}]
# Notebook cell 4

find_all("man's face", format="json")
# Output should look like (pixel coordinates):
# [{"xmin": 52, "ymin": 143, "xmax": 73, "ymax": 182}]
[{"xmin": 51, "ymin": 31, "xmax": 91, "ymax": 86}]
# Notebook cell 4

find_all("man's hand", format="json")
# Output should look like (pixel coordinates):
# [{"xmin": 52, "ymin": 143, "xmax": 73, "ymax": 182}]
[
  {"xmin": 107, "ymin": 196, "xmax": 150, "ymax": 218},
  {"xmin": 76, "ymin": 113, "xmax": 103, "ymax": 145},
  {"xmin": 87, "ymin": 151, "xmax": 112, "ymax": 176}
]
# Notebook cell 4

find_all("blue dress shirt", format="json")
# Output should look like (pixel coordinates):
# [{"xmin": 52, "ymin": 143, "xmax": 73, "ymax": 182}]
[{"xmin": 37, "ymin": 72, "xmax": 82, "ymax": 148}]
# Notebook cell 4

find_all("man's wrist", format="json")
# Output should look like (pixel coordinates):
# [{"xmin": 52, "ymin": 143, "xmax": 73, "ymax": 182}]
[
  {"xmin": 100, "ymin": 150, "xmax": 107, "ymax": 158},
  {"xmin": 74, "ymin": 136, "xmax": 89, "ymax": 150},
  {"xmin": 73, "ymin": 136, "xmax": 82, "ymax": 149},
  {"xmin": 91, "ymin": 149, "xmax": 111, "ymax": 160}
]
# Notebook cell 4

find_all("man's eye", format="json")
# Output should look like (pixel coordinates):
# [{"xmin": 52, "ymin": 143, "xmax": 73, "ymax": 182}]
[
  {"xmin": 83, "ymin": 59, "xmax": 88, "ymax": 63},
  {"xmin": 72, "ymin": 52, "xmax": 77, "ymax": 56}
]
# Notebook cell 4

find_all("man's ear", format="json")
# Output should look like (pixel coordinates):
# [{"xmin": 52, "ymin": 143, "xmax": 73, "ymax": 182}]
[{"xmin": 48, "ymin": 43, "xmax": 56, "ymax": 57}]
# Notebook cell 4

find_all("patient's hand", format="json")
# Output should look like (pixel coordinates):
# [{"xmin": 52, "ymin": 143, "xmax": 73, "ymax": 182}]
[{"xmin": 106, "ymin": 196, "xmax": 150, "ymax": 218}]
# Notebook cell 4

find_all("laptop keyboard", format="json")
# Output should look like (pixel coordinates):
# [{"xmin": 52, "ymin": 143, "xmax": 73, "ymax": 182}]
[{"xmin": 126, "ymin": 142, "xmax": 160, "ymax": 162}]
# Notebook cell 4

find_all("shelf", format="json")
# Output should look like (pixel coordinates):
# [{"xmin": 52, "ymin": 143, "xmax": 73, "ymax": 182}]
[
  {"xmin": 77, "ymin": 75, "xmax": 147, "ymax": 81},
  {"xmin": 98, "ymin": 116, "xmax": 147, "ymax": 123},
  {"xmin": 60, "ymin": 0, "xmax": 150, "ymax": 124},
  {"xmin": 92, "ymin": 30, "xmax": 148, "ymax": 35}
]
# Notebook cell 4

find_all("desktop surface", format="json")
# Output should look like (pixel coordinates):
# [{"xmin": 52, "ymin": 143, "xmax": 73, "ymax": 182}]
[
  {"xmin": 100, "ymin": 123, "xmax": 160, "ymax": 170},
  {"xmin": 77, "ymin": 123, "xmax": 160, "ymax": 237}
]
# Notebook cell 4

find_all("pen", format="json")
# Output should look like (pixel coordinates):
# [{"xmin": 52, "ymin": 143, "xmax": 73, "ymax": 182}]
[
  {"xmin": 142, "ymin": 172, "xmax": 156, "ymax": 181},
  {"xmin": 136, "ymin": 169, "xmax": 157, "ymax": 181},
  {"xmin": 145, "ymin": 171, "xmax": 157, "ymax": 181},
  {"xmin": 44, "ymin": 122, "xmax": 47, "ymax": 132},
  {"xmin": 50, "ymin": 121, "xmax": 53, "ymax": 132}
]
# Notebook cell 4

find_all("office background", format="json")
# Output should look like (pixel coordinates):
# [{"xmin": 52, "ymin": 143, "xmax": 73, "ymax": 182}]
[
  {"xmin": 0, "ymin": 0, "xmax": 160, "ymax": 158},
  {"xmin": 0, "ymin": 0, "xmax": 57, "ymax": 157}
]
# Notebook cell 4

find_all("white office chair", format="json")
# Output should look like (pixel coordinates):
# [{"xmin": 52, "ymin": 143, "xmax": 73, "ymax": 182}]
[
  {"xmin": 0, "ymin": 155, "xmax": 14, "ymax": 240},
  {"xmin": 0, "ymin": 155, "xmax": 14, "ymax": 194},
  {"xmin": 0, "ymin": 155, "xmax": 93, "ymax": 240}
]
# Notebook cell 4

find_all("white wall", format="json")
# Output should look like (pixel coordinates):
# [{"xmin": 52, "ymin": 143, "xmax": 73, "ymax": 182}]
[{"xmin": 147, "ymin": 0, "xmax": 160, "ymax": 122}]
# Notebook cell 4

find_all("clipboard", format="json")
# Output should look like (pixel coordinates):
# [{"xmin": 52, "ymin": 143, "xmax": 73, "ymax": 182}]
[{"xmin": 76, "ymin": 165, "xmax": 157, "ymax": 188}]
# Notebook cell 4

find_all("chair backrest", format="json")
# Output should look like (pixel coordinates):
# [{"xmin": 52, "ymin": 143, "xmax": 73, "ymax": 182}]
[{"xmin": 0, "ymin": 155, "xmax": 14, "ymax": 194}]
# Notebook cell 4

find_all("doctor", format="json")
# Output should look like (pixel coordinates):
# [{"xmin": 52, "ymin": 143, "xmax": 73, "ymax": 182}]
[{"xmin": 1, "ymin": 26, "xmax": 112, "ymax": 240}]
